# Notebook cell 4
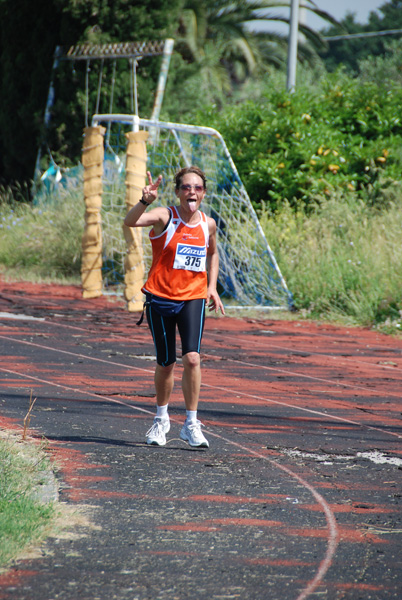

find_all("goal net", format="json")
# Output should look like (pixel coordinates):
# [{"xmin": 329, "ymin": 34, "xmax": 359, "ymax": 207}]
[{"xmin": 91, "ymin": 114, "xmax": 292, "ymax": 309}]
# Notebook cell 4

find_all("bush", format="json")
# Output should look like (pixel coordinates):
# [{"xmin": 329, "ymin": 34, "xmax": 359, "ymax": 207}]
[{"xmin": 196, "ymin": 71, "xmax": 402, "ymax": 212}]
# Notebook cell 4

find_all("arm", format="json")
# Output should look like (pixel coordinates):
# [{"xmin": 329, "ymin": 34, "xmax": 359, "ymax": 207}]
[
  {"xmin": 206, "ymin": 217, "xmax": 225, "ymax": 315},
  {"xmin": 124, "ymin": 171, "xmax": 169, "ymax": 234}
]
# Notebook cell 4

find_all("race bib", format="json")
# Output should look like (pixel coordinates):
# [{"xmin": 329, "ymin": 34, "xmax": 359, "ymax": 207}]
[{"xmin": 173, "ymin": 244, "xmax": 207, "ymax": 272}]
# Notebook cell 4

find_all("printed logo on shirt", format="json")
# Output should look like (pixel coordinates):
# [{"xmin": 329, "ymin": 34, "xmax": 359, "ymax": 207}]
[
  {"xmin": 173, "ymin": 244, "xmax": 207, "ymax": 272},
  {"xmin": 182, "ymin": 233, "xmax": 200, "ymax": 241}
]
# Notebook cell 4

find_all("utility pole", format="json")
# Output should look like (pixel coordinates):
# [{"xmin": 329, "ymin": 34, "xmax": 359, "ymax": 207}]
[{"xmin": 287, "ymin": 0, "xmax": 300, "ymax": 92}]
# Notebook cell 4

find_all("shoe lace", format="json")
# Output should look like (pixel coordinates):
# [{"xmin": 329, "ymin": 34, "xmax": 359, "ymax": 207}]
[
  {"xmin": 146, "ymin": 420, "xmax": 164, "ymax": 437},
  {"xmin": 187, "ymin": 420, "xmax": 205, "ymax": 438}
]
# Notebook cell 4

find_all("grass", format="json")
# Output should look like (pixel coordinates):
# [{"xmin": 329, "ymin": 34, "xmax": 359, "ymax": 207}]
[
  {"xmin": 1, "ymin": 180, "xmax": 402, "ymax": 335},
  {"xmin": 0, "ymin": 430, "xmax": 57, "ymax": 569},
  {"xmin": 260, "ymin": 187, "xmax": 402, "ymax": 334},
  {"xmin": 0, "ymin": 180, "xmax": 83, "ymax": 282}
]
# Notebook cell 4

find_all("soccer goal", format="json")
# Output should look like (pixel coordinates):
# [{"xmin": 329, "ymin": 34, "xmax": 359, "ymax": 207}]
[{"xmin": 88, "ymin": 113, "xmax": 293, "ymax": 310}]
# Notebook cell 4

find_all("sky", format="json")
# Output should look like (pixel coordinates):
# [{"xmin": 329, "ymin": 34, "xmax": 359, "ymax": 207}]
[
  {"xmin": 304, "ymin": 0, "xmax": 387, "ymax": 30},
  {"xmin": 251, "ymin": 1, "xmax": 388, "ymax": 34}
]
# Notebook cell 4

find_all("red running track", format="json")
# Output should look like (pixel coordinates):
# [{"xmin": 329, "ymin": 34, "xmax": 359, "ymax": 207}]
[{"xmin": 0, "ymin": 279, "xmax": 401, "ymax": 600}]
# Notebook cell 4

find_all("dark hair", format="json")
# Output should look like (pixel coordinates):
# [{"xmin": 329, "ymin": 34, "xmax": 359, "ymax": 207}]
[{"xmin": 174, "ymin": 166, "xmax": 207, "ymax": 190}]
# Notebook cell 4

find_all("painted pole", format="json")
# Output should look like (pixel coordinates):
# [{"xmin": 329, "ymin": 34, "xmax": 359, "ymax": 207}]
[
  {"xmin": 287, "ymin": 0, "xmax": 300, "ymax": 93},
  {"xmin": 150, "ymin": 38, "xmax": 174, "ymax": 122}
]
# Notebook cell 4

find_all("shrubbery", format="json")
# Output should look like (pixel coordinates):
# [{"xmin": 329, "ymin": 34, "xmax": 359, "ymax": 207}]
[
  {"xmin": 197, "ymin": 70, "xmax": 402, "ymax": 212},
  {"xmin": 260, "ymin": 193, "xmax": 402, "ymax": 332},
  {"xmin": 189, "ymin": 65, "xmax": 402, "ymax": 332}
]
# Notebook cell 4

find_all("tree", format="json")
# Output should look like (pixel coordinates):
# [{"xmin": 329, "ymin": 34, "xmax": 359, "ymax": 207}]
[
  {"xmin": 0, "ymin": 0, "xmax": 182, "ymax": 186},
  {"xmin": 0, "ymin": 0, "xmax": 64, "ymax": 185},
  {"xmin": 0, "ymin": 0, "xmax": 338, "ymax": 185},
  {"xmin": 319, "ymin": 0, "xmax": 402, "ymax": 74},
  {"xmin": 174, "ymin": 0, "xmax": 338, "ymax": 102}
]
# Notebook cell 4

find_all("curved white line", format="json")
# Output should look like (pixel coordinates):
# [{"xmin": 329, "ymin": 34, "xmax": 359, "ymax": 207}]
[
  {"xmin": 206, "ymin": 431, "xmax": 339, "ymax": 600},
  {"xmin": 0, "ymin": 365, "xmax": 338, "ymax": 600}
]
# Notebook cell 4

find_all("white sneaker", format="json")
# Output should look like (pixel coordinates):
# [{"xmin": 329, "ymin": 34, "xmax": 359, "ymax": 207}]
[
  {"xmin": 146, "ymin": 417, "xmax": 170, "ymax": 446},
  {"xmin": 180, "ymin": 420, "xmax": 209, "ymax": 448}
]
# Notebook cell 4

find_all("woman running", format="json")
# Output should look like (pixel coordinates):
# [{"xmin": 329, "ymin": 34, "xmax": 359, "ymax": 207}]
[{"xmin": 124, "ymin": 166, "xmax": 225, "ymax": 448}]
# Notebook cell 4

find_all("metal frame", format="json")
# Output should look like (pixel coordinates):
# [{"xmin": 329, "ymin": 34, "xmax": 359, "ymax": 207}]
[{"xmin": 91, "ymin": 113, "xmax": 293, "ymax": 309}]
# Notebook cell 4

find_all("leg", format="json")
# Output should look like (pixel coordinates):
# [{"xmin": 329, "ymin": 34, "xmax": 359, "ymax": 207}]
[
  {"xmin": 145, "ymin": 306, "xmax": 177, "ymax": 446},
  {"xmin": 181, "ymin": 351, "xmax": 201, "ymax": 411},
  {"xmin": 177, "ymin": 298, "xmax": 206, "ymax": 412},
  {"xmin": 177, "ymin": 300, "xmax": 209, "ymax": 448},
  {"xmin": 155, "ymin": 362, "xmax": 175, "ymax": 407}
]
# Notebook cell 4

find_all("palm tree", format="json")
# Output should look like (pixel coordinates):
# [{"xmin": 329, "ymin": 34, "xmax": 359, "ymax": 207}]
[{"xmin": 175, "ymin": 0, "xmax": 338, "ymax": 99}]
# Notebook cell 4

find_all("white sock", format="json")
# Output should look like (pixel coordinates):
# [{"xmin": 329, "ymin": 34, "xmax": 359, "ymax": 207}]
[
  {"xmin": 186, "ymin": 410, "xmax": 197, "ymax": 424},
  {"xmin": 156, "ymin": 404, "xmax": 169, "ymax": 420}
]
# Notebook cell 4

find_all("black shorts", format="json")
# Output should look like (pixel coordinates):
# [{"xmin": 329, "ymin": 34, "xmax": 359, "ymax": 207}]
[{"xmin": 146, "ymin": 298, "xmax": 206, "ymax": 366}]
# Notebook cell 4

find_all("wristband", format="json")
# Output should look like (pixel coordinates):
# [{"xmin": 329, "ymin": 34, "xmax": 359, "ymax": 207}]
[{"xmin": 140, "ymin": 197, "xmax": 150, "ymax": 206}]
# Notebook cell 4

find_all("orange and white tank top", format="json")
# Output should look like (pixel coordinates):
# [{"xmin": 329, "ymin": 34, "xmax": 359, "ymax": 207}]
[{"xmin": 142, "ymin": 206, "xmax": 210, "ymax": 301}]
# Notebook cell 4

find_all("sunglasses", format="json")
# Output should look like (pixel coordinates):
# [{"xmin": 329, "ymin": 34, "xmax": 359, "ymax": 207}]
[{"xmin": 179, "ymin": 184, "xmax": 205, "ymax": 193}]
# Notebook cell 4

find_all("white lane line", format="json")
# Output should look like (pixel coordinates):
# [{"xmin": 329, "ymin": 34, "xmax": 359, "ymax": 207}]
[
  {"xmin": 0, "ymin": 312, "xmax": 45, "ymax": 321},
  {"xmin": 1, "ymin": 328, "xmax": 399, "ymax": 398},
  {"xmin": 201, "ymin": 330, "xmax": 402, "ymax": 374},
  {"xmin": 205, "ymin": 431, "xmax": 339, "ymax": 600},
  {"xmin": 201, "ymin": 381, "xmax": 402, "ymax": 440},
  {"xmin": 202, "ymin": 352, "xmax": 402, "ymax": 398},
  {"xmin": 2, "ymin": 295, "xmax": 402, "ymax": 372},
  {"xmin": 0, "ymin": 334, "xmax": 401, "ymax": 440},
  {"xmin": 0, "ymin": 363, "xmax": 339, "ymax": 600}
]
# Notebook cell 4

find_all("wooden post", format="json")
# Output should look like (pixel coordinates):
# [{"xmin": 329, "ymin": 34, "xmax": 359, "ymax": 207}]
[
  {"xmin": 123, "ymin": 130, "xmax": 149, "ymax": 312},
  {"xmin": 81, "ymin": 125, "xmax": 105, "ymax": 298}
]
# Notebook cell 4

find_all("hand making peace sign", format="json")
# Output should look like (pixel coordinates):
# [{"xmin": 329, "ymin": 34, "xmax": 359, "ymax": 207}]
[{"xmin": 142, "ymin": 171, "xmax": 163, "ymax": 205}]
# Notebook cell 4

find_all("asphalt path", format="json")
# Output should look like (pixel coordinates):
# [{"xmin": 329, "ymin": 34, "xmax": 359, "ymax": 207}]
[{"xmin": 0, "ymin": 280, "xmax": 401, "ymax": 600}]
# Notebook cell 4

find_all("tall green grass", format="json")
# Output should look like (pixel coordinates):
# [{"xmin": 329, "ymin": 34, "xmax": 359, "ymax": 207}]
[
  {"xmin": 0, "ymin": 432, "xmax": 56, "ymax": 568},
  {"xmin": 0, "ymin": 182, "xmax": 83, "ymax": 282},
  {"xmin": 260, "ymin": 186, "xmax": 402, "ymax": 333}
]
